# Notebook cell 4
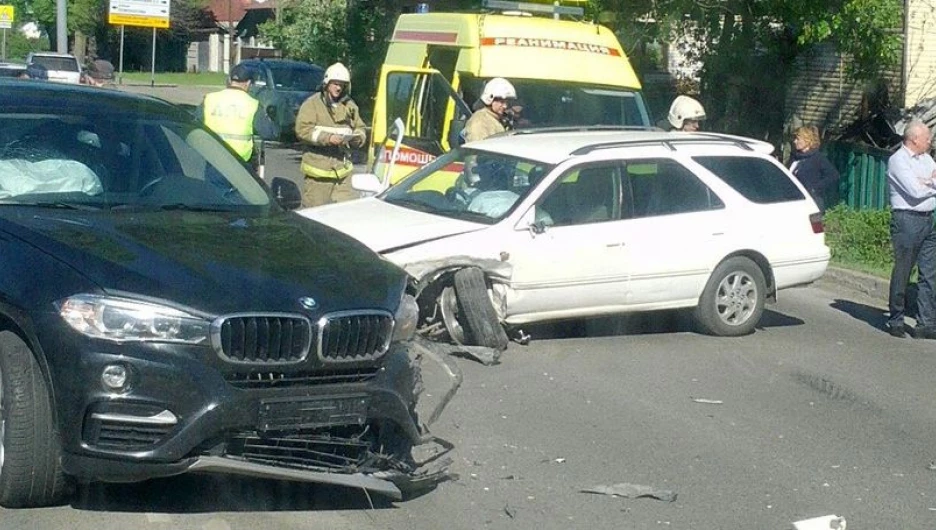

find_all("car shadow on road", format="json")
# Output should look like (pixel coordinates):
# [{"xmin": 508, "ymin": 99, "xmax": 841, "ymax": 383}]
[
  {"xmin": 71, "ymin": 474, "xmax": 397, "ymax": 513},
  {"xmin": 520, "ymin": 308, "xmax": 804, "ymax": 341}
]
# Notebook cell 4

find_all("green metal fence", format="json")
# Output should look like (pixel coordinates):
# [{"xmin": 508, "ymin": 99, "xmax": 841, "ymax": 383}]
[{"xmin": 824, "ymin": 141, "xmax": 892, "ymax": 210}]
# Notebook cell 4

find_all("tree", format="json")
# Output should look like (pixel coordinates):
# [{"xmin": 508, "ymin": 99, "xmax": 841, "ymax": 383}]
[
  {"xmin": 259, "ymin": 0, "xmax": 480, "ymax": 117},
  {"xmin": 26, "ymin": 0, "xmax": 209, "ymax": 67},
  {"xmin": 592, "ymin": 0, "xmax": 902, "ymax": 140}
]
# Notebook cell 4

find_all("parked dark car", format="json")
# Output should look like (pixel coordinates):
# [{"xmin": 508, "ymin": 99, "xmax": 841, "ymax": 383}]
[
  {"xmin": 0, "ymin": 79, "xmax": 456, "ymax": 508},
  {"xmin": 236, "ymin": 58, "xmax": 325, "ymax": 141},
  {"xmin": 0, "ymin": 62, "xmax": 27, "ymax": 77}
]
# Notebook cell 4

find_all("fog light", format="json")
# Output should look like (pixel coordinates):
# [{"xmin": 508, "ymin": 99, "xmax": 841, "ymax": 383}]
[{"xmin": 101, "ymin": 364, "xmax": 129, "ymax": 392}]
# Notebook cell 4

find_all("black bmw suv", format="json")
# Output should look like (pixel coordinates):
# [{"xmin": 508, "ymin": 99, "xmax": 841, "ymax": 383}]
[{"xmin": 0, "ymin": 79, "xmax": 452, "ymax": 508}]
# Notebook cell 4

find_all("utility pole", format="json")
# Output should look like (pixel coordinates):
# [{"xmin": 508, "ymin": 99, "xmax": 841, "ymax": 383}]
[
  {"xmin": 56, "ymin": 0, "xmax": 66, "ymax": 52},
  {"xmin": 227, "ymin": 0, "xmax": 235, "ymax": 72}
]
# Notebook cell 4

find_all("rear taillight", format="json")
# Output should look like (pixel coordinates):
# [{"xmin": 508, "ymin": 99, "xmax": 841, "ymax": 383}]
[{"xmin": 809, "ymin": 212, "xmax": 824, "ymax": 234}]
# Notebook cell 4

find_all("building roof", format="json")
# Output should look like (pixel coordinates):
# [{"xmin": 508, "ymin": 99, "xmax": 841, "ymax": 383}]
[{"xmin": 207, "ymin": 0, "xmax": 254, "ymax": 24}]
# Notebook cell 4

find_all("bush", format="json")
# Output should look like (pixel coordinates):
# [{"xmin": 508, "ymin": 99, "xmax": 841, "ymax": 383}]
[{"xmin": 823, "ymin": 204, "xmax": 892, "ymax": 275}]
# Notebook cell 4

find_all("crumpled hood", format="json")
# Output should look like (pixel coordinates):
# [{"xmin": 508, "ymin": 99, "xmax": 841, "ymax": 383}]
[
  {"xmin": 298, "ymin": 198, "xmax": 484, "ymax": 253},
  {"xmin": 2, "ymin": 209, "xmax": 405, "ymax": 316}
]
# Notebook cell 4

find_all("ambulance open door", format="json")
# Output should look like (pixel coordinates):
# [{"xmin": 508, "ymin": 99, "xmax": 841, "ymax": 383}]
[{"xmin": 370, "ymin": 65, "xmax": 472, "ymax": 186}]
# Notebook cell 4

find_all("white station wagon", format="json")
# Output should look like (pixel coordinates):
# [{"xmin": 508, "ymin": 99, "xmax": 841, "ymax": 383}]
[{"xmin": 299, "ymin": 129, "xmax": 831, "ymax": 349}]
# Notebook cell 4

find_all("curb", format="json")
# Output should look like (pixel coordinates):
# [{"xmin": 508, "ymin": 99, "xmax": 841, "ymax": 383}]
[{"xmin": 820, "ymin": 266, "xmax": 889, "ymax": 302}]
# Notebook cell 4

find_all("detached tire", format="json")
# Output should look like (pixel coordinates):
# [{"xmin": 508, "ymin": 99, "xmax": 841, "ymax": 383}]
[
  {"xmin": 694, "ymin": 257, "xmax": 766, "ymax": 337},
  {"xmin": 0, "ymin": 331, "xmax": 71, "ymax": 508},
  {"xmin": 453, "ymin": 268, "xmax": 509, "ymax": 350}
]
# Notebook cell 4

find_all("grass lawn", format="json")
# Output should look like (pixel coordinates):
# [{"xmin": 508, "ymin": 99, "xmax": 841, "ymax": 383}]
[
  {"xmin": 119, "ymin": 71, "xmax": 227, "ymax": 86},
  {"xmin": 831, "ymin": 258, "xmax": 890, "ymax": 279}
]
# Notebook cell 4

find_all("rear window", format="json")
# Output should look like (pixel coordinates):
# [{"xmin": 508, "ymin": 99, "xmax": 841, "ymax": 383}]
[
  {"xmin": 268, "ymin": 64, "xmax": 323, "ymax": 91},
  {"xmin": 693, "ymin": 156, "xmax": 805, "ymax": 204},
  {"xmin": 31, "ymin": 55, "xmax": 79, "ymax": 72}
]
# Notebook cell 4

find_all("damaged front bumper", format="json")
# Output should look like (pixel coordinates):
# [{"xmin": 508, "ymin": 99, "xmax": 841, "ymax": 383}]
[{"xmin": 59, "ymin": 339, "xmax": 462, "ymax": 500}]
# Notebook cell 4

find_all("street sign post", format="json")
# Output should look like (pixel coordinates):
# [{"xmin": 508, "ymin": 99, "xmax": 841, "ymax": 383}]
[
  {"xmin": 0, "ymin": 5, "xmax": 14, "ymax": 61},
  {"xmin": 108, "ymin": 0, "xmax": 170, "ymax": 86},
  {"xmin": 108, "ymin": 0, "xmax": 169, "ymax": 28}
]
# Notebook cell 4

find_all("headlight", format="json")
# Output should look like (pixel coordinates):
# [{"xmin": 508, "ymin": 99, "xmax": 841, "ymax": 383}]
[
  {"xmin": 391, "ymin": 294, "xmax": 419, "ymax": 342},
  {"xmin": 57, "ymin": 294, "xmax": 210, "ymax": 344}
]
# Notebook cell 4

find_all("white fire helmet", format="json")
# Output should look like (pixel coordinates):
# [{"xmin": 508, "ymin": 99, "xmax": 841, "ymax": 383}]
[
  {"xmin": 323, "ymin": 62, "xmax": 351, "ymax": 85},
  {"xmin": 667, "ymin": 95, "xmax": 706, "ymax": 129},
  {"xmin": 480, "ymin": 77, "xmax": 517, "ymax": 105}
]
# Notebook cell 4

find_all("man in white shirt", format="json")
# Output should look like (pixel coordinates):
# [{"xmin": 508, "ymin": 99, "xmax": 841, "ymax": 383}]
[{"xmin": 886, "ymin": 119, "xmax": 936, "ymax": 338}]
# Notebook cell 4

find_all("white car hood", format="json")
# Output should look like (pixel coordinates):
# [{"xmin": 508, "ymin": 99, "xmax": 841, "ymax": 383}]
[{"xmin": 298, "ymin": 197, "xmax": 484, "ymax": 253}]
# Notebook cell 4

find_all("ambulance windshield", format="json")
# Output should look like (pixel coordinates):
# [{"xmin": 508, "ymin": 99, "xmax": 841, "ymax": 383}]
[{"xmin": 462, "ymin": 77, "xmax": 651, "ymax": 129}]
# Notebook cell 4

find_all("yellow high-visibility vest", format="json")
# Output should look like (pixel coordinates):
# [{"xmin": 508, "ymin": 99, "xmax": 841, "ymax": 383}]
[{"xmin": 203, "ymin": 88, "xmax": 259, "ymax": 161}]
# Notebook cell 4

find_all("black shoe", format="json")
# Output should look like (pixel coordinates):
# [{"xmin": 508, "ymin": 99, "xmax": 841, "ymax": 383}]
[
  {"xmin": 886, "ymin": 323, "xmax": 907, "ymax": 338},
  {"xmin": 913, "ymin": 326, "xmax": 936, "ymax": 339}
]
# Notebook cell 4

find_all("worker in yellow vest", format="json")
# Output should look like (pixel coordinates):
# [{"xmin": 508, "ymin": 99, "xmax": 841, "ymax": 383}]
[
  {"xmin": 294, "ymin": 62, "xmax": 367, "ymax": 207},
  {"xmin": 200, "ymin": 64, "xmax": 279, "ymax": 173}
]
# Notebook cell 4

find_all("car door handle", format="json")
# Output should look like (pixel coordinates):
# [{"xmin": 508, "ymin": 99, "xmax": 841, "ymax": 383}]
[{"xmin": 606, "ymin": 243, "xmax": 625, "ymax": 248}]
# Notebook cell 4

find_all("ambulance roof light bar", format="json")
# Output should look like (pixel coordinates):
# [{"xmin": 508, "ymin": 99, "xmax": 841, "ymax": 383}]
[{"xmin": 482, "ymin": 0, "xmax": 585, "ymax": 19}]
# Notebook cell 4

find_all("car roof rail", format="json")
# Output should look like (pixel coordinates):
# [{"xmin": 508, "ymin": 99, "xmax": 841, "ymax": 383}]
[
  {"xmin": 569, "ymin": 133, "xmax": 759, "ymax": 155},
  {"xmin": 482, "ymin": 0, "xmax": 585, "ymax": 17},
  {"xmin": 502, "ymin": 125, "xmax": 660, "ymax": 137}
]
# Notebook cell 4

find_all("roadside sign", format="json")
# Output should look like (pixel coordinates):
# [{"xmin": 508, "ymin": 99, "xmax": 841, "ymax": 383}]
[
  {"xmin": 0, "ymin": 5, "xmax": 14, "ymax": 29},
  {"xmin": 108, "ymin": 0, "xmax": 170, "ymax": 28}
]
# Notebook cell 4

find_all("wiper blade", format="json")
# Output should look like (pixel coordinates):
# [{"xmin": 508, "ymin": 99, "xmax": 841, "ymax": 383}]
[
  {"xmin": 153, "ymin": 203, "xmax": 237, "ymax": 212},
  {"xmin": 1, "ymin": 201, "xmax": 102, "ymax": 211}
]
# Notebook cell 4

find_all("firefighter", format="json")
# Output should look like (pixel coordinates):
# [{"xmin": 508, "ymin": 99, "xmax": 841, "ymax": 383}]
[{"xmin": 294, "ymin": 62, "xmax": 368, "ymax": 207}]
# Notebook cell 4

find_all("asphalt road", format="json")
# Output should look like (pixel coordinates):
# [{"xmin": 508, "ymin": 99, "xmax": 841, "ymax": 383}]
[
  {"xmin": 4, "ymin": 276, "xmax": 935, "ymax": 529},
  {"xmin": 118, "ymin": 83, "xmax": 220, "ymax": 106}
]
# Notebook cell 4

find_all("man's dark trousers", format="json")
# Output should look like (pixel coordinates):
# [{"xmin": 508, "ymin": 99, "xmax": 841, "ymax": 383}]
[{"xmin": 889, "ymin": 209, "xmax": 936, "ymax": 330}]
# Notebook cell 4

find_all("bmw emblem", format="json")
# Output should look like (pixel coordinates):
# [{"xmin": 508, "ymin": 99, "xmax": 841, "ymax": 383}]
[{"xmin": 299, "ymin": 297, "xmax": 317, "ymax": 310}]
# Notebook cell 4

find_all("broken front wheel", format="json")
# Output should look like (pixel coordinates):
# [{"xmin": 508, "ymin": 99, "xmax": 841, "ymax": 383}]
[{"xmin": 443, "ymin": 267, "xmax": 508, "ymax": 351}]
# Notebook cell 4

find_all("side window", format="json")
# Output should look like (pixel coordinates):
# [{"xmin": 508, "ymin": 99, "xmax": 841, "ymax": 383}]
[
  {"xmin": 539, "ymin": 164, "xmax": 620, "ymax": 226},
  {"xmin": 693, "ymin": 156, "xmax": 805, "ymax": 203},
  {"xmin": 626, "ymin": 159, "xmax": 722, "ymax": 218},
  {"xmin": 385, "ymin": 72, "xmax": 416, "ymax": 133}
]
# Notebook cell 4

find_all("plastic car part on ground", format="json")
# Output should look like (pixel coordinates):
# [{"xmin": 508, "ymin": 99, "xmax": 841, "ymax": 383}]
[
  {"xmin": 792, "ymin": 515, "xmax": 847, "ymax": 530},
  {"xmin": 580, "ymin": 482, "xmax": 678, "ymax": 502}
]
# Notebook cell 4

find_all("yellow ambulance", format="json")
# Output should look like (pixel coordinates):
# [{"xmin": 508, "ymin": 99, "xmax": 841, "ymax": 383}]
[{"xmin": 370, "ymin": 0, "xmax": 651, "ymax": 186}]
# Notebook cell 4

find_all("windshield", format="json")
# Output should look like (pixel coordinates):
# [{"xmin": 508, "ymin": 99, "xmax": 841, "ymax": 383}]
[
  {"xmin": 381, "ymin": 147, "xmax": 553, "ymax": 224},
  {"xmin": 0, "ymin": 114, "xmax": 273, "ymax": 212},
  {"xmin": 462, "ymin": 77, "xmax": 651, "ymax": 128},
  {"xmin": 30, "ymin": 55, "xmax": 80, "ymax": 72},
  {"xmin": 268, "ymin": 64, "xmax": 324, "ymax": 91}
]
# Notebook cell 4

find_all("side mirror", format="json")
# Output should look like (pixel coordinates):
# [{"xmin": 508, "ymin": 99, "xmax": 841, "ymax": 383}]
[
  {"xmin": 514, "ymin": 205, "xmax": 550, "ymax": 236},
  {"xmin": 351, "ymin": 173, "xmax": 385, "ymax": 195},
  {"xmin": 270, "ymin": 177, "xmax": 302, "ymax": 210}
]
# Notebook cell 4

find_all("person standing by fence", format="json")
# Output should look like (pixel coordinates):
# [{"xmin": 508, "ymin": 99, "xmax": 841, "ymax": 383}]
[
  {"xmin": 789, "ymin": 126, "xmax": 840, "ymax": 212},
  {"xmin": 885, "ymin": 119, "xmax": 936, "ymax": 339}
]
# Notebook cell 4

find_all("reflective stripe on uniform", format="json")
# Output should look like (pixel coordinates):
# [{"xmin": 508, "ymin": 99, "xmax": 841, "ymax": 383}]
[
  {"xmin": 219, "ymin": 132, "xmax": 254, "ymax": 142},
  {"xmin": 302, "ymin": 160, "xmax": 354, "ymax": 180}
]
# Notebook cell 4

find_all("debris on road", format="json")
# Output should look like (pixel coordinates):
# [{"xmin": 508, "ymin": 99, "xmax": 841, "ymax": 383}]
[
  {"xmin": 580, "ymin": 483, "xmax": 677, "ymax": 502},
  {"xmin": 504, "ymin": 502, "xmax": 516, "ymax": 518},
  {"xmin": 791, "ymin": 514, "xmax": 847, "ymax": 530},
  {"xmin": 690, "ymin": 397, "xmax": 723, "ymax": 404},
  {"xmin": 448, "ymin": 344, "xmax": 502, "ymax": 366}
]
